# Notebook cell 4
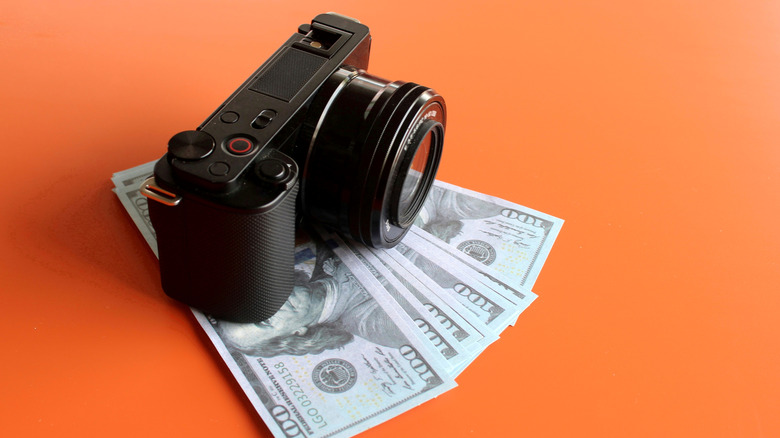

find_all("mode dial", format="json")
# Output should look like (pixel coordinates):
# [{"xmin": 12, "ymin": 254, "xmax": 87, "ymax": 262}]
[{"xmin": 168, "ymin": 130, "xmax": 215, "ymax": 161}]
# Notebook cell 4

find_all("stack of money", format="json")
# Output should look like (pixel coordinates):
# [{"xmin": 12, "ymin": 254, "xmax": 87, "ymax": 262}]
[{"xmin": 112, "ymin": 162, "xmax": 563, "ymax": 438}]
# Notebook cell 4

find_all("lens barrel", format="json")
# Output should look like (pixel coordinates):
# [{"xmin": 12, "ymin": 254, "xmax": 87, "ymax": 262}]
[{"xmin": 300, "ymin": 68, "xmax": 445, "ymax": 247}]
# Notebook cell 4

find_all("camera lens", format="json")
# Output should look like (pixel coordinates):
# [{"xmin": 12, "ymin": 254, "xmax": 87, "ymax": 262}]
[{"xmin": 298, "ymin": 68, "xmax": 445, "ymax": 248}]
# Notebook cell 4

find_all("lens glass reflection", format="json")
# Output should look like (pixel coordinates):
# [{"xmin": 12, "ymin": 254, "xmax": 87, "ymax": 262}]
[{"xmin": 398, "ymin": 130, "xmax": 433, "ymax": 216}]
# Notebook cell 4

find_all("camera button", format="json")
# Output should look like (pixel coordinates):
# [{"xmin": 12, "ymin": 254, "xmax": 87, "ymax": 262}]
[
  {"xmin": 220, "ymin": 111, "xmax": 239, "ymax": 124},
  {"xmin": 256, "ymin": 159, "xmax": 289, "ymax": 182},
  {"xmin": 168, "ymin": 130, "xmax": 215, "ymax": 161},
  {"xmin": 208, "ymin": 161, "xmax": 230, "ymax": 176},
  {"xmin": 226, "ymin": 137, "xmax": 254, "ymax": 155},
  {"xmin": 251, "ymin": 109, "xmax": 276, "ymax": 129}
]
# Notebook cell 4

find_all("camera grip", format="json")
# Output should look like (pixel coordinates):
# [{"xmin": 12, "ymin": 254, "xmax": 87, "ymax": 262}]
[{"xmin": 148, "ymin": 182, "xmax": 298, "ymax": 322}]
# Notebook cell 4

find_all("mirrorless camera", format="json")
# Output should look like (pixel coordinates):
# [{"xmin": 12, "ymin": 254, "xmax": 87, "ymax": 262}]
[{"xmin": 141, "ymin": 13, "xmax": 445, "ymax": 322}]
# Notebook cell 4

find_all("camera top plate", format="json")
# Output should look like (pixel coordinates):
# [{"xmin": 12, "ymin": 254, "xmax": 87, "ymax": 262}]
[{"xmin": 155, "ymin": 14, "xmax": 370, "ymax": 209}]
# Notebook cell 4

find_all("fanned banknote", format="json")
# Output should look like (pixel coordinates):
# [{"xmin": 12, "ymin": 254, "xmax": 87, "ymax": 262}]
[
  {"xmin": 386, "ymin": 241, "xmax": 517, "ymax": 336},
  {"xmin": 413, "ymin": 180, "xmax": 563, "ymax": 289},
  {"xmin": 333, "ymin": 233, "xmax": 478, "ymax": 375},
  {"xmin": 365, "ymin": 246, "xmax": 498, "ymax": 375},
  {"xmin": 112, "ymin": 161, "xmax": 158, "ymax": 254},
  {"xmin": 367, "ymin": 247, "xmax": 497, "ymax": 351}
]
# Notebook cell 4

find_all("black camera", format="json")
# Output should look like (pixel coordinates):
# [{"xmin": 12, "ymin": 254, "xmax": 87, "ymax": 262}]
[{"xmin": 140, "ymin": 13, "xmax": 445, "ymax": 322}]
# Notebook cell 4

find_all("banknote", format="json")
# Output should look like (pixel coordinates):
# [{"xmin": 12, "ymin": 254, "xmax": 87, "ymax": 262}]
[
  {"xmin": 112, "ymin": 165, "xmax": 457, "ymax": 438},
  {"xmin": 367, "ymin": 246, "xmax": 497, "ymax": 352},
  {"xmin": 334, "ymin": 234, "xmax": 477, "ymax": 375},
  {"xmin": 414, "ymin": 179, "xmax": 563, "ymax": 288},
  {"xmin": 387, "ymin": 240, "xmax": 519, "ymax": 337},
  {"xmin": 111, "ymin": 161, "xmax": 158, "ymax": 255},
  {"xmin": 365, "ymin": 246, "xmax": 498, "ymax": 374},
  {"xmin": 400, "ymin": 232, "xmax": 537, "ymax": 326},
  {"xmin": 111, "ymin": 161, "xmax": 156, "ymax": 190}
]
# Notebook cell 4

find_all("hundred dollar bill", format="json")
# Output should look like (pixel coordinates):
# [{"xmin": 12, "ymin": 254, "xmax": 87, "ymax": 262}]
[
  {"xmin": 387, "ymin": 240, "xmax": 519, "ymax": 337},
  {"xmin": 112, "ymin": 161, "xmax": 158, "ymax": 254},
  {"xmin": 400, "ymin": 232, "xmax": 537, "ymax": 326},
  {"xmin": 368, "ymin": 246, "xmax": 499, "ymax": 373},
  {"xmin": 113, "ymin": 165, "xmax": 457, "ymax": 438},
  {"xmin": 367, "ymin": 247, "xmax": 497, "ymax": 352},
  {"xmin": 414, "ymin": 180, "xmax": 563, "ymax": 289},
  {"xmin": 111, "ymin": 160, "xmax": 156, "ymax": 190},
  {"xmin": 334, "ymin": 234, "xmax": 476, "ymax": 375}
]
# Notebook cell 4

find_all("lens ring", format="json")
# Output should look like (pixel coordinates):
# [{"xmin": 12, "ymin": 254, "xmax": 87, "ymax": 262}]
[
  {"xmin": 350, "ymin": 82, "xmax": 425, "ymax": 244},
  {"xmin": 355, "ymin": 88, "xmax": 445, "ymax": 247},
  {"xmin": 298, "ymin": 69, "xmax": 445, "ymax": 248},
  {"xmin": 390, "ymin": 119, "xmax": 443, "ymax": 227}
]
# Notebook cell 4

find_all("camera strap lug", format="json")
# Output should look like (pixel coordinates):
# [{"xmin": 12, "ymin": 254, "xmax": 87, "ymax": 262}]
[{"xmin": 140, "ymin": 176, "xmax": 182, "ymax": 206}]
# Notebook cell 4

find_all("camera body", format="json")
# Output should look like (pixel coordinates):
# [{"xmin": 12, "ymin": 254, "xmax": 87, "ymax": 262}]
[{"xmin": 142, "ymin": 14, "xmax": 445, "ymax": 322}]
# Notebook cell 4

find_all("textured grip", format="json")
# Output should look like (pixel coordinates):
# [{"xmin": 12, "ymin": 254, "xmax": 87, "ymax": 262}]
[{"xmin": 149, "ymin": 183, "xmax": 298, "ymax": 322}]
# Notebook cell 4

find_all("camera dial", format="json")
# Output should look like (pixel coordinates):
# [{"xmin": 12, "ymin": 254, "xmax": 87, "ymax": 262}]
[{"xmin": 168, "ymin": 130, "xmax": 215, "ymax": 161}]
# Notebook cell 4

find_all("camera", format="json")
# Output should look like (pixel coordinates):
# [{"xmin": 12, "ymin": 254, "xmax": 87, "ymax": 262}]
[{"xmin": 140, "ymin": 13, "xmax": 445, "ymax": 322}]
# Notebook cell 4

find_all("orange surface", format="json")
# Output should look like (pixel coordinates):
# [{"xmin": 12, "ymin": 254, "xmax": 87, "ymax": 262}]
[{"xmin": 2, "ymin": 1, "xmax": 779, "ymax": 436}]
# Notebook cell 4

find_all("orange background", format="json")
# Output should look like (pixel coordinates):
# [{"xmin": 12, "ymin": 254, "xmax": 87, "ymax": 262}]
[{"xmin": 2, "ymin": 1, "xmax": 779, "ymax": 436}]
